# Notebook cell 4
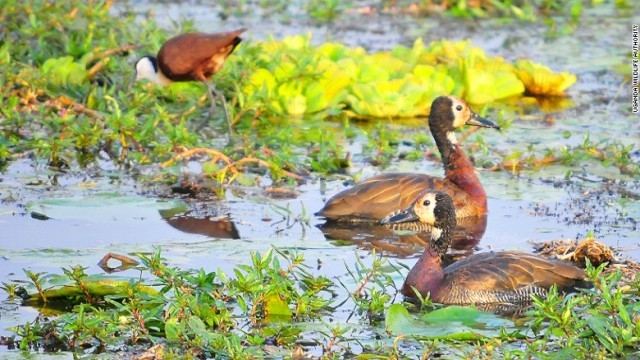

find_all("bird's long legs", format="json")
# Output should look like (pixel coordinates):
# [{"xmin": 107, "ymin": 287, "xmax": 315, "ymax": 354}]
[{"xmin": 205, "ymin": 82, "xmax": 232, "ymax": 139}]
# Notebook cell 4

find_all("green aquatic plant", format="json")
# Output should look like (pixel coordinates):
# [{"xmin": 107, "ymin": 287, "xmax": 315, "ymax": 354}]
[
  {"xmin": 386, "ymin": 303, "xmax": 520, "ymax": 340},
  {"xmin": 307, "ymin": 0, "xmax": 346, "ymax": 21},
  {"xmin": 342, "ymin": 251, "xmax": 400, "ymax": 321},
  {"xmin": 0, "ymin": 282, "xmax": 18, "ymax": 300},
  {"xmin": 5, "ymin": 249, "xmax": 640, "ymax": 357},
  {"xmin": 525, "ymin": 261, "xmax": 640, "ymax": 357},
  {"xmin": 514, "ymin": 59, "xmax": 577, "ymax": 96},
  {"xmin": 1, "ymin": 0, "xmax": 584, "ymax": 189},
  {"xmin": 232, "ymin": 35, "xmax": 576, "ymax": 119},
  {"xmin": 6, "ymin": 248, "xmax": 336, "ymax": 356}
]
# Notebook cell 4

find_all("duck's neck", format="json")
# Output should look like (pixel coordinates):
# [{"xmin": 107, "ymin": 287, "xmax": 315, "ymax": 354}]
[
  {"xmin": 431, "ymin": 126, "xmax": 487, "ymax": 211},
  {"xmin": 402, "ymin": 229, "xmax": 451, "ymax": 299}
]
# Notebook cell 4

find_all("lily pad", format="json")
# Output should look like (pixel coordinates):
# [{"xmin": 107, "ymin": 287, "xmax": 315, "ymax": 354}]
[
  {"xmin": 385, "ymin": 303, "xmax": 520, "ymax": 340},
  {"xmin": 25, "ymin": 195, "xmax": 186, "ymax": 222},
  {"xmin": 25, "ymin": 274, "xmax": 157, "ymax": 303}
]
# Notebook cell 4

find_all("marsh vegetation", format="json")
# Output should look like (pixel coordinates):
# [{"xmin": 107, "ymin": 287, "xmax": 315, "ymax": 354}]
[{"xmin": 0, "ymin": 0, "xmax": 638, "ymax": 358}]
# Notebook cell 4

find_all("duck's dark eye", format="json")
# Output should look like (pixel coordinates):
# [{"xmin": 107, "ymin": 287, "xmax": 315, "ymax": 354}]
[
  {"xmin": 456, "ymin": 105, "xmax": 463, "ymax": 111},
  {"xmin": 422, "ymin": 199, "xmax": 431, "ymax": 206}
]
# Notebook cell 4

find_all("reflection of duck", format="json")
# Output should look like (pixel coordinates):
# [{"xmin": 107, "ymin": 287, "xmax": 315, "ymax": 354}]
[
  {"xmin": 316, "ymin": 96, "xmax": 500, "ymax": 222},
  {"xmin": 161, "ymin": 210, "xmax": 240, "ymax": 239},
  {"xmin": 383, "ymin": 191, "xmax": 588, "ymax": 304},
  {"xmin": 316, "ymin": 214, "xmax": 487, "ymax": 257}
]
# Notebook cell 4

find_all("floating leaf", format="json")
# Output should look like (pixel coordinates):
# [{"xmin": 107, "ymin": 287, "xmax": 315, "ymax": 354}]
[
  {"xmin": 385, "ymin": 303, "xmax": 520, "ymax": 340},
  {"xmin": 427, "ymin": 39, "xmax": 488, "ymax": 64},
  {"xmin": 356, "ymin": 58, "xmax": 390, "ymax": 84},
  {"xmin": 464, "ymin": 67, "xmax": 525, "ymax": 104},
  {"xmin": 0, "ymin": 43, "xmax": 11, "ymax": 65},
  {"xmin": 317, "ymin": 42, "xmax": 349, "ymax": 61},
  {"xmin": 26, "ymin": 274, "xmax": 157, "ymax": 302},
  {"xmin": 236, "ymin": 36, "xmax": 576, "ymax": 117},
  {"xmin": 165, "ymin": 317, "xmax": 180, "ymax": 342},
  {"xmin": 281, "ymin": 33, "xmax": 311, "ymax": 51},
  {"xmin": 514, "ymin": 59, "xmax": 577, "ymax": 95}
]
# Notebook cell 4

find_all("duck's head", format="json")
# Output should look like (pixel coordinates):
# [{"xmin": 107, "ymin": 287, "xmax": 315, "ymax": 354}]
[
  {"xmin": 429, "ymin": 95, "xmax": 500, "ymax": 135},
  {"xmin": 381, "ymin": 191, "xmax": 457, "ymax": 255}
]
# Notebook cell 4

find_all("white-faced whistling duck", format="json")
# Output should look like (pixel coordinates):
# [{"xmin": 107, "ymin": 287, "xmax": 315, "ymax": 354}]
[
  {"xmin": 316, "ymin": 95, "xmax": 500, "ymax": 222},
  {"xmin": 382, "ymin": 190, "xmax": 589, "ymax": 305}
]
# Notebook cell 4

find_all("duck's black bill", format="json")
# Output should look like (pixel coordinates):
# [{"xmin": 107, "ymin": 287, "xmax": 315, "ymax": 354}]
[
  {"xmin": 381, "ymin": 208, "xmax": 419, "ymax": 225},
  {"xmin": 466, "ymin": 112, "xmax": 500, "ymax": 130}
]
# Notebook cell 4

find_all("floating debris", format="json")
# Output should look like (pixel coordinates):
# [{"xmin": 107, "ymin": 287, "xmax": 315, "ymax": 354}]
[
  {"xmin": 133, "ymin": 344, "xmax": 165, "ymax": 360},
  {"xmin": 533, "ymin": 237, "xmax": 640, "ymax": 286},
  {"xmin": 532, "ymin": 237, "xmax": 614, "ymax": 267},
  {"xmin": 98, "ymin": 252, "xmax": 141, "ymax": 274}
]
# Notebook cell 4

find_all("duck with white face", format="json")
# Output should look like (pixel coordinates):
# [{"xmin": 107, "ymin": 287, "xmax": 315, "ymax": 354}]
[
  {"xmin": 382, "ymin": 190, "xmax": 589, "ymax": 306},
  {"xmin": 316, "ymin": 95, "xmax": 500, "ymax": 223}
]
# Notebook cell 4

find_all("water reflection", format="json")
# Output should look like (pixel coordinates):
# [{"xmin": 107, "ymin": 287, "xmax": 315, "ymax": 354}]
[
  {"xmin": 160, "ymin": 210, "xmax": 240, "ymax": 239},
  {"xmin": 317, "ymin": 215, "xmax": 487, "ymax": 258}
]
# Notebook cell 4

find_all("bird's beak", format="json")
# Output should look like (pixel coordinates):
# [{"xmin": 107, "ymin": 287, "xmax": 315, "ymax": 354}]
[
  {"xmin": 466, "ymin": 111, "xmax": 500, "ymax": 130},
  {"xmin": 381, "ymin": 206, "xmax": 419, "ymax": 225}
]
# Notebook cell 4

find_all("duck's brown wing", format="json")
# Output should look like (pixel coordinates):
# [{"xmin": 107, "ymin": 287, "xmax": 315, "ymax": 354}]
[
  {"xmin": 444, "ymin": 252, "xmax": 586, "ymax": 293},
  {"xmin": 317, "ymin": 173, "xmax": 468, "ymax": 221},
  {"xmin": 157, "ymin": 29, "xmax": 246, "ymax": 79}
]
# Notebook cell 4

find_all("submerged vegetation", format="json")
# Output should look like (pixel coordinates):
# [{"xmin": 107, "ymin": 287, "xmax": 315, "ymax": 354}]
[{"xmin": 0, "ymin": 0, "xmax": 638, "ymax": 358}]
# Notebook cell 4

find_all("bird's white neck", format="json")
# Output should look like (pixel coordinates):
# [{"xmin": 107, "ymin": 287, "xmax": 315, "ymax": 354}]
[
  {"xmin": 151, "ymin": 68, "xmax": 174, "ymax": 87},
  {"xmin": 135, "ymin": 57, "xmax": 174, "ymax": 87},
  {"xmin": 430, "ymin": 228, "xmax": 443, "ymax": 242}
]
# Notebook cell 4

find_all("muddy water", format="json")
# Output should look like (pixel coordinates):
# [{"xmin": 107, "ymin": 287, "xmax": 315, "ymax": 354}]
[{"xmin": 1, "ymin": 0, "xmax": 639, "ymax": 352}]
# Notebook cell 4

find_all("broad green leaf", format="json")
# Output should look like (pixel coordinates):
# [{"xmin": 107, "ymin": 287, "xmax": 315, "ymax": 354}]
[
  {"xmin": 465, "ymin": 67, "xmax": 525, "ymax": 104},
  {"xmin": 165, "ymin": 82, "xmax": 205, "ymax": 101},
  {"xmin": 26, "ymin": 274, "xmax": 157, "ymax": 302},
  {"xmin": 40, "ymin": 56, "xmax": 88, "ymax": 85},
  {"xmin": 187, "ymin": 316, "xmax": 207, "ymax": 332},
  {"xmin": 264, "ymin": 293, "xmax": 293, "ymax": 321},
  {"xmin": 284, "ymin": 94, "xmax": 307, "ymax": 116},
  {"xmin": 585, "ymin": 311, "xmax": 618, "ymax": 353},
  {"xmin": 165, "ymin": 317, "xmax": 180, "ymax": 342},
  {"xmin": 385, "ymin": 303, "xmax": 518, "ymax": 340}
]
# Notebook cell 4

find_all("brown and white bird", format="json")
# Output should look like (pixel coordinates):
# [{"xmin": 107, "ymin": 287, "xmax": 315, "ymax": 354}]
[
  {"xmin": 382, "ymin": 191, "xmax": 588, "ymax": 305},
  {"xmin": 134, "ymin": 28, "xmax": 247, "ymax": 132},
  {"xmin": 316, "ymin": 96, "xmax": 500, "ymax": 222}
]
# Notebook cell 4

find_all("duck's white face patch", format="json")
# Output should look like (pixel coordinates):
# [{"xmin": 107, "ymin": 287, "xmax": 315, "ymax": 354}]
[
  {"xmin": 414, "ymin": 192, "xmax": 438, "ymax": 225},
  {"xmin": 448, "ymin": 96, "xmax": 471, "ymax": 128}
]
